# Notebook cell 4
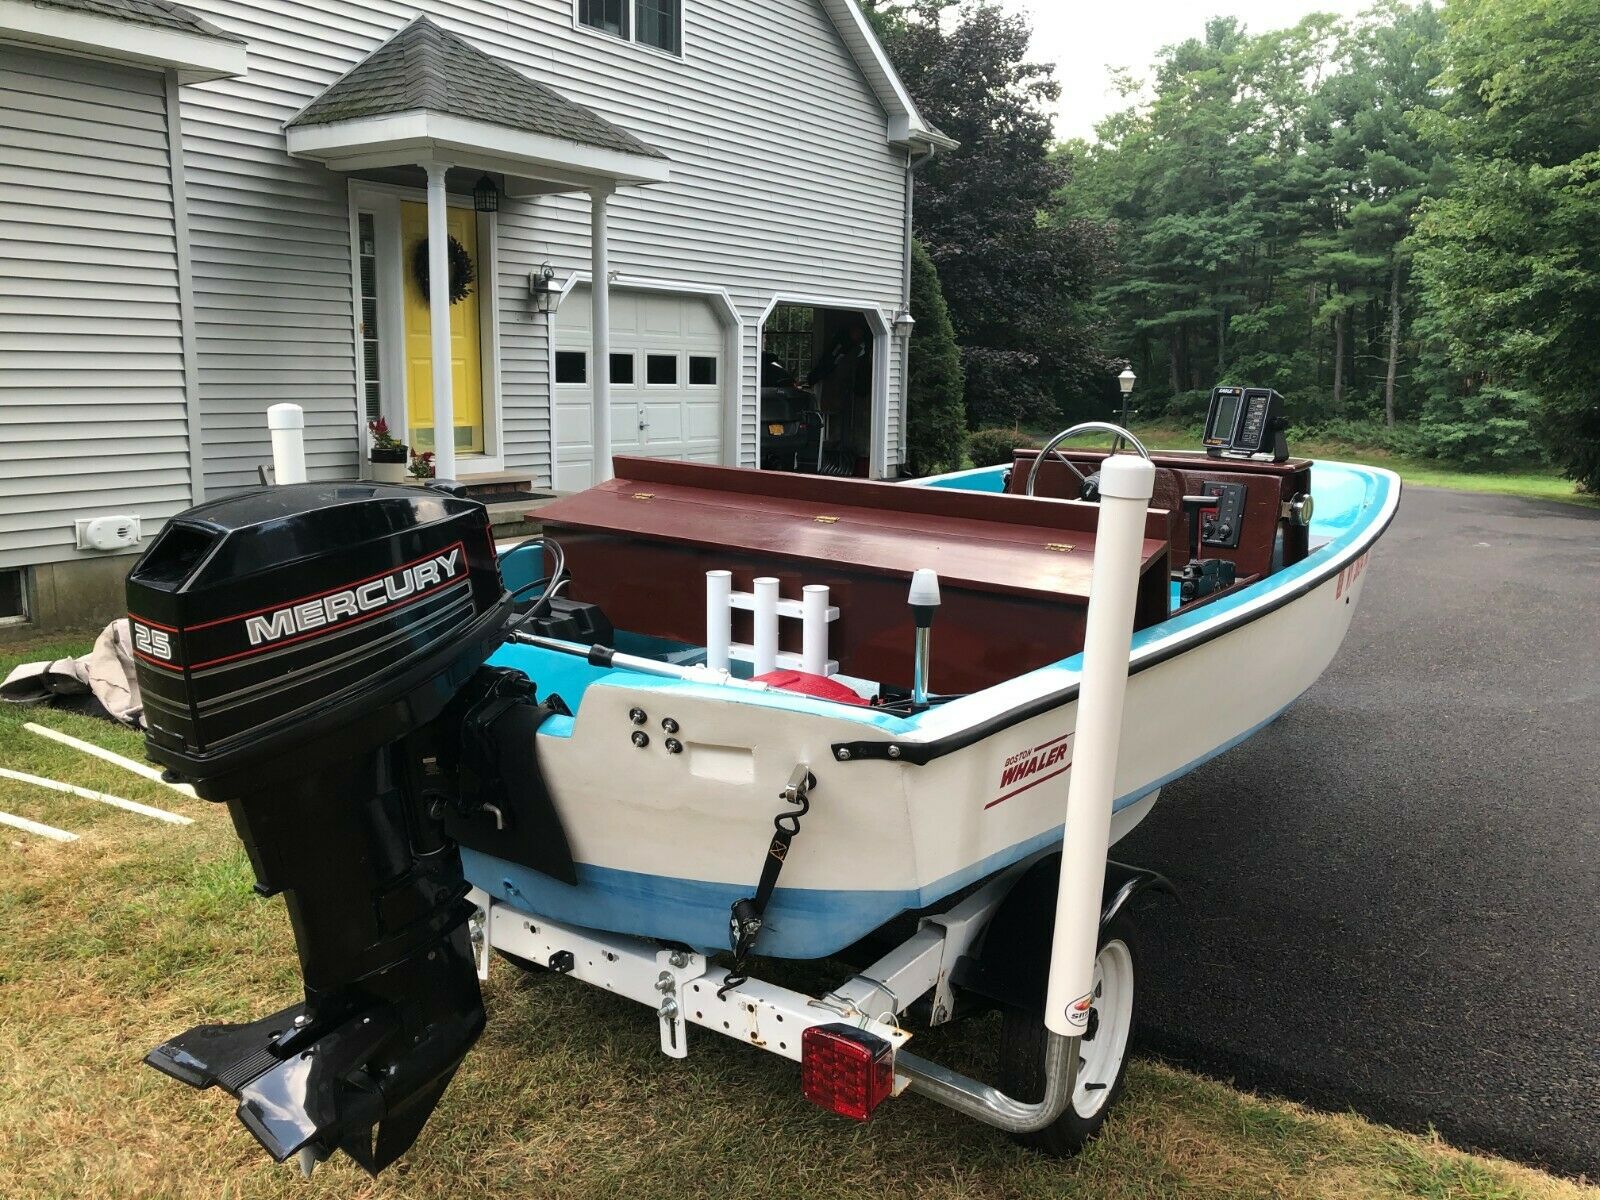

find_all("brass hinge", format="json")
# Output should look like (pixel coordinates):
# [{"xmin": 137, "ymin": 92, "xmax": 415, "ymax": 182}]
[
  {"xmin": 1046, "ymin": 542, "xmax": 1075, "ymax": 553},
  {"xmin": 632, "ymin": 492, "xmax": 655, "ymax": 501},
  {"xmin": 814, "ymin": 515, "xmax": 840, "ymax": 524}
]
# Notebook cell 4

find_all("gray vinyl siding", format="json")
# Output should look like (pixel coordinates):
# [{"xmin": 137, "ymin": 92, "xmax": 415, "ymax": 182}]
[
  {"xmin": 175, "ymin": 0, "xmax": 911, "ymax": 488},
  {"xmin": 0, "ymin": 46, "xmax": 191, "ymax": 569}
]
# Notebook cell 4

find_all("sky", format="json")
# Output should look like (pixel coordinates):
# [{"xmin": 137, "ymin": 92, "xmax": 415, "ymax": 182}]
[{"xmin": 1000, "ymin": 0, "xmax": 1373, "ymax": 142}]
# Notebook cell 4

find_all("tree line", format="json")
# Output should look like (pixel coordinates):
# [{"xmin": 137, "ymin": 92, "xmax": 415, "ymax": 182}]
[{"xmin": 869, "ymin": 0, "xmax": 1600, "ymax": 492}]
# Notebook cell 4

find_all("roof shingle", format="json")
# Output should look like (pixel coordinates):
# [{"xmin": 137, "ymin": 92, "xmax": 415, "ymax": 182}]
[
  {"xmin": 28, "ymin": 0, "xmax": 243, "ymax": 42},
  {"xmin": 286, "ymin": 16, "xmax": 664, "ymax": 160}
]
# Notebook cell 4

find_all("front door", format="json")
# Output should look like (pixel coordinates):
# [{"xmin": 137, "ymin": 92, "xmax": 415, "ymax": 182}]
[{"xmin": 400, "ymin": 201, "xmax": 485, "ymax": 455}]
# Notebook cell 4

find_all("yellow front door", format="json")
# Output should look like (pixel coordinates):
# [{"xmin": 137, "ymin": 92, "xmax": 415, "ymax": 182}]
[{"xmin": 401, "ymin": 200, "xmax": 485, "ymax": 454}]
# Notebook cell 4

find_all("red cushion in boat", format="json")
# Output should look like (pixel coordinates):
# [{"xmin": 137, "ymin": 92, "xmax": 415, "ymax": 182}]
[{"xmin": 752, "ymin": 670, "xmax": 869, "ymax": 706}]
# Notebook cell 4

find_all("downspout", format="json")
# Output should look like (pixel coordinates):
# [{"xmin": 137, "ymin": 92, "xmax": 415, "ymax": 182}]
[{"xmin": 896, "ymin": 145, "xmax": 932, "ymax": 479}]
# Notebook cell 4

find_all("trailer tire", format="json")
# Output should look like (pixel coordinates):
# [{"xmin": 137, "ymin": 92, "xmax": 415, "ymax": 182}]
[{"xmin": 996, "ymin": 911, "xmax": 1139, "ymax": 1157}]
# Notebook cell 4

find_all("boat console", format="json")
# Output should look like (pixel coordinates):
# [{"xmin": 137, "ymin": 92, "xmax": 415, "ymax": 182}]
[{"xmin": 534, "ymin": 457, "xmax": 1174, "ymax": 695}]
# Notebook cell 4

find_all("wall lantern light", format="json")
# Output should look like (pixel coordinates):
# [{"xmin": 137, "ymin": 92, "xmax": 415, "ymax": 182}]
[
  {"xmin": 530, "ymin": 264, "xmax": 560, "ymax": 316},
  {"xmin": 892, "ymin": 309, "xmax": 916, "ymax": 339},
  {"xmin": 473, "ymin": 173, "xmax": 500, "ymax": 213}
]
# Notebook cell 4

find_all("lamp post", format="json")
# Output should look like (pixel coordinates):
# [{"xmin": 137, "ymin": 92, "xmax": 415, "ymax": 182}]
[{"xmin": 1117, "ymin": 366, "xmax": 1137, "ymax": 427}]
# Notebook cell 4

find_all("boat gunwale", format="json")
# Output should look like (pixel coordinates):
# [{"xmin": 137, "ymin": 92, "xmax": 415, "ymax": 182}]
[{"xmin": 827, "ymin": 459, "xmax": 1400, "ymax": 764}]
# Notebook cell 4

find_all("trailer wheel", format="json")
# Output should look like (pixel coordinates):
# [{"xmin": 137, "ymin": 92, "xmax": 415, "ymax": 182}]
[{"xmin": 996, "ymin": 911, "xmax": 1139, "ymax": 1157}]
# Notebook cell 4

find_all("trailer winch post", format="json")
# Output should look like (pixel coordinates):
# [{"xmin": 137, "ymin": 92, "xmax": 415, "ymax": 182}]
[
  {"xmin": 267, "ymin": 403, "xmax": 307, "ymax": 485},
  {"xmin": 1044, "ymin": 453, "xmax": 1154, "ymax": 1038}
]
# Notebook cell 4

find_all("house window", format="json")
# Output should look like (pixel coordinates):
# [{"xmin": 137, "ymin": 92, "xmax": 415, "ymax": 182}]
[
  {"xmin": 578, "ymin": 0, "xmax": 627, "ymax": 37},
  {"xmin": 0, "ymin": 567, "xmax": 27, "ymax": 625},
  {"xmin": 689, "ymin": 355, "xmax": 717, "ymax": 386},
  {"xmin": 555, "ymin": 351, "xmax": 588, "ymax": 384},
  {"xmin": 357, "ymin": 213, "xmax": 382, "ymax": 422},
  {"xmin": 610, "ymin": 353, "xmax": 635, "ymax": 384},
  {"xmin": 576, "ymin": 0, "xmax": 681, "ymax": 54},
  {"xmin": 646, "ymin": 354, "xmax": 678, "ymax": 385},
  {"xmin": 635, "ymin": 0, "xmax": 680, "ymax": 53}
]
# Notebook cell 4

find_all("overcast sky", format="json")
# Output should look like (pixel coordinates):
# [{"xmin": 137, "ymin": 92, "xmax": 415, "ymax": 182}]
[{"xmin": 1000, "ymin": 0, "xmax": 1373, "ymax": 142}]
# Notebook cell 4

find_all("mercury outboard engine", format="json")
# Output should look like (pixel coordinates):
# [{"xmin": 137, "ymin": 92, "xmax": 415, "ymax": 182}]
[{"xmin": 126, "ymin": 481, "xmax": 516, "ymax": 1176}]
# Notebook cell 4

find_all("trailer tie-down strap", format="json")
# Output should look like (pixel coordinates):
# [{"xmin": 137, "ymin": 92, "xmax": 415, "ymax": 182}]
[{"xmin": 720, "ymin": 765, "xmax": 814, "ymax": 998}]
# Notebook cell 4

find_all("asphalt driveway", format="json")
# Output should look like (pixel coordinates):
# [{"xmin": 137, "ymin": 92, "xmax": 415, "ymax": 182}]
[{"xmin": 1119, "ymin": 486, "xmax": 1600, "ymax": 1177}]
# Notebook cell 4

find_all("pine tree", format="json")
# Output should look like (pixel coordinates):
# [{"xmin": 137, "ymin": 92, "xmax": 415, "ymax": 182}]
[{"xmin": 903, "ymin": 240, "xmax": 967, "ymax": 475}]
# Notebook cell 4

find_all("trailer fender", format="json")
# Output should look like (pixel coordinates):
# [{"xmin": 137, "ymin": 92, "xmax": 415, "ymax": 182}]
[{"xmin": 950, "ymin": 856, "xmax": 1177, "ymax": 1016}]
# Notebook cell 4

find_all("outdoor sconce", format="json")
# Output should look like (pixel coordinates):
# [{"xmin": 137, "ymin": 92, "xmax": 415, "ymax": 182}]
[
  {"xmin": 1117, "ymin": 366, "xmax": 1138, "ymax": 426},
  {"xmin": 530, "ymin": 264, "xmax": 560, "ymax": 315},
  {"xmin": 473, "ymin": 173, "xmax": 500, "ymax": 213},
  {"xmin": 893, "ymin": 309, "xmax": 916, "ymax": 339}
]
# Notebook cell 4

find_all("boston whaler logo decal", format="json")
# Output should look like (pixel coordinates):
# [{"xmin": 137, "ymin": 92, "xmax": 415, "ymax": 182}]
[
  {"xmin": 245, "ymin": 547, "xmax": 463, "ymax": 647},
  {"xmin": 984, "ymin": 732, "xmax": 1074, "ymax": 810},
  {"xmin": 1335, "ymin": 551, "xmax": 1370, "ymax": 600}
]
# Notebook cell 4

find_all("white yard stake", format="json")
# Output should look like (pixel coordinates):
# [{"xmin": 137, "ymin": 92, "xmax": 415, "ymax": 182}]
[
  {"xmin": 1044, "ymin": 454, "xmax": 1154, "ymax": 1038},
  {"xmin": 268, "ymin": 403, "xmax": 307, "ymax": 485},
  {"xmin": 0, "ymin": 768, "xmax": 193, "ymax": 826},
  {"xmin": 0, "ymin": 811, "xmax": 77, "ymax": 842},
  {"xmin": 24, "ymin": 723, "xmax": 198, "ymax": 798}
]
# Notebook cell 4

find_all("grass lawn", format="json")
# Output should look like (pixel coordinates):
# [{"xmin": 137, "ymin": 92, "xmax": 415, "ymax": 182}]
[
  {"xmin": 1011, "ymin": 423, "xmax": 1598, "ymax": 508},
  {"xmin": 0, "ymin": 632, "xmax": 1591, "ymax": 1199}
]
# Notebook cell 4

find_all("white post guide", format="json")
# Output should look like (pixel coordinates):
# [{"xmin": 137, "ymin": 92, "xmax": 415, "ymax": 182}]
[
  {"xmin": 267, "ymin": 403, "xmax": 307, "ymax": 485},
  {"xmin": 1044, "ymin": 453, "xmax": 1154, "ymax": 1038}
]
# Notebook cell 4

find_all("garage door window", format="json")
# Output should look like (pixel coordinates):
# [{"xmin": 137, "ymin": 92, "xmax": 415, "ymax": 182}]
[
  {"xmin": 610, "ymin": 353, "xmax": 635, "ymax": 384},
  {"xmin": 689, "ymin": 355, "xmax": 717, "ymax": 386},
  {"xmin": 646, "ymin": 354, "xmax": 678, "ymax": 386},
  {"xmin": 555, "ymin": 351, "xmax": 587, "ymax": 384}
]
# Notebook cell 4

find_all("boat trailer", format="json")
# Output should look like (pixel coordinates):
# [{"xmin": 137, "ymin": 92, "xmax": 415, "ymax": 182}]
[{"xmin": 127, "ymin": 433, "xmax": 1167, "ymax": 1176}]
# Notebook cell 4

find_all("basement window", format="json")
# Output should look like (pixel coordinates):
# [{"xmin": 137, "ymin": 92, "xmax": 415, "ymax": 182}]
[{"xmin": 0, "ymin": 568, "xmax": 27, "ymax": 625}]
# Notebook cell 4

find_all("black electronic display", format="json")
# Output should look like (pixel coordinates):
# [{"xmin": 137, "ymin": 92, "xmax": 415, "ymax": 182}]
[{"xmin": 1203, "ymin": 385, "xmax": 1288, "ymax": 461}]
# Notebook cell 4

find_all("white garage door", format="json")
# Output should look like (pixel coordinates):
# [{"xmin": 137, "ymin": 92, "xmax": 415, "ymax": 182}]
[{"xmin": 555, "ymin": 288, "xmax": 724, "ymax": 491}]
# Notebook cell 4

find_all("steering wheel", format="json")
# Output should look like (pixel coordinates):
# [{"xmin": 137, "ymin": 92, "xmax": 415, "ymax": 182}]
[{"xmin": 1025, "ymin": 422, "xmax": 1152, "ymax": 499}]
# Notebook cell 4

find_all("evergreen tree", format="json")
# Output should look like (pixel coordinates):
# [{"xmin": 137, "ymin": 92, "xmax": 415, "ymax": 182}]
[
  {"xmin": 1410, "ymin": 0, "xmax": 1600, "ymax": 489},
  {"xmin": 903, "ymin": 240, "xmax": 967, "ymax": 475},
  {"xmin": 865, "ymin": 0, "xmax": 1113, "ymax": 428}
]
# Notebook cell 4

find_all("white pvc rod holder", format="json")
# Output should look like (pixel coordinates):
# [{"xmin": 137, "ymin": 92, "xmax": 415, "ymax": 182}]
[
  {"xmin": 752, "ymin": 577, "xmax": 779, "ymax": 676},
  {"xmin": 1043, "ymin": 454, "xmax": 1154, "ymax": 1038},
  {"xmin": 705, "ymin": 570, "xmax": 732, "ymax": 672},
  {"xmin": 801, "ymin": 585, "xmax": 830, "ymax": 676},
  {"xmin": 267, "ymin": 403, "xmax": 307, "ymax": 485}
]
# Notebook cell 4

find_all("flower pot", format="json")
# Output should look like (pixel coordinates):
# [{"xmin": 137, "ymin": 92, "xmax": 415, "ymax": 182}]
[{"xmin": 370, "ymin": 459, "xmax": 409, "ymax": 484}]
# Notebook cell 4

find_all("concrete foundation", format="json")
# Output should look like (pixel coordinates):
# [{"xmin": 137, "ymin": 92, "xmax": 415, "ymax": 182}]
[{"xmin": 2, "ymin": 554, "xmax": 136, "ymax": 641}]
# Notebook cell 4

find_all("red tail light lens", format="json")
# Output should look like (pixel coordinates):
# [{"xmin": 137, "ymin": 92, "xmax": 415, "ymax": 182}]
[{"xmin": 801, "ymin": 1023, "xmax": 895, "ymax": 1120}]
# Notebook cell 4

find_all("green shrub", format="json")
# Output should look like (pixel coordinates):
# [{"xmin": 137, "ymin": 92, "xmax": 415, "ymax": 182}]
[
  {"xmin": 967, "ymin": 427, "xmax": 1037, "ymax": 466},
  {"xmin": 904, "ymin": 241, "xmax": 967, "ymax": 476}
]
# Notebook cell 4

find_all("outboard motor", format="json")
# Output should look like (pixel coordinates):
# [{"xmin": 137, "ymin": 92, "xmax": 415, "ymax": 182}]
[{"xmin": 126, "ymin": 481, "xmax": 512, "ymax": 1176}]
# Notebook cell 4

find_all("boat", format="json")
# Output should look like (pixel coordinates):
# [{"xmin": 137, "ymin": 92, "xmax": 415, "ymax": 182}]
[{"xmin": 124, "ymin": 387, "xmax": 1398, "ymax": 1177}]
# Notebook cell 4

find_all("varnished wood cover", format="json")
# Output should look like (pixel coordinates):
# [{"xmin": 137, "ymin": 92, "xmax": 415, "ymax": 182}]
[{"xmin": 536, "ymin": 458, "xmax": 1172, "ymax": 693}]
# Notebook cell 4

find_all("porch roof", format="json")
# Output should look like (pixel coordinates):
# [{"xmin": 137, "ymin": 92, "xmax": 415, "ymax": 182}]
[
  {"xmin": 284, "ymin": 16, "xmax": 669, "ymax": 188},
  {"xmin": 0, "ymin": 0, "xmax": 246, "ymax": 82}
]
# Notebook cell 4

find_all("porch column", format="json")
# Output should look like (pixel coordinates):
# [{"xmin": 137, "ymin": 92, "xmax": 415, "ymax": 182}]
[
  {"xmin": 425, "ymin": 162, "xmax": 456, "ymax": 482},
  {"xmin": 590, "ymin": 186, "xmax": 613, "ymax": 484}
]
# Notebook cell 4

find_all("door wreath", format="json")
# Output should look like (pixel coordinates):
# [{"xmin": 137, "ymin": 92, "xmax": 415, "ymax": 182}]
[{"xmin": 412, "ymin": 236, "xmax": 475, "ymax": 304}]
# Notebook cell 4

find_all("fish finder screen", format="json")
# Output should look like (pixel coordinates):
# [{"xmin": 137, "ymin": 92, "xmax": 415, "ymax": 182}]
[{"xmin": 1205, "ymin": 388, "xmax": 1243, "ymax": 447}]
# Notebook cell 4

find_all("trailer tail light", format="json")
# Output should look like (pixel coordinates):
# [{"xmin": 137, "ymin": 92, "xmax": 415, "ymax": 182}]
[{"xmin": 801, "ymin": 1023, "xmax": 895, "ymax": 1120}]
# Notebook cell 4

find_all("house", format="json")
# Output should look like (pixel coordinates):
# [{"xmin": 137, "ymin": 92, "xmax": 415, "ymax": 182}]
[{"xmin": 0, "ymin": 0, "xmax": 952, "ymax": 630}]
